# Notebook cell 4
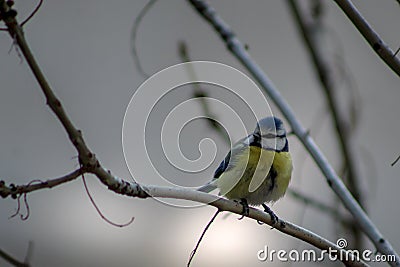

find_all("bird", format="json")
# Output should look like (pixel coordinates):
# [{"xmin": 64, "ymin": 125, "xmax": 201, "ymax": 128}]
[{"xmin": 198, "ymin": 116, "xmax": 292, "ymax": 223}]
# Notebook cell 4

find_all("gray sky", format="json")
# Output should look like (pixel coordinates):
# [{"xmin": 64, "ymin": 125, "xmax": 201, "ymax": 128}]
[{"xmin": 1, "ymin": 1, "xmax": 399, "ymax": 266}]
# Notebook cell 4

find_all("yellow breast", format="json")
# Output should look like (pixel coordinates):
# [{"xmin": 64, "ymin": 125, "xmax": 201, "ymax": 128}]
[
  {"xmin": 217, "ymin": 146, "xmax": 292, "ymax": 205},
  {"xmin": 268, "ymin": 151, "xmax": 292, "ymax": 202}
]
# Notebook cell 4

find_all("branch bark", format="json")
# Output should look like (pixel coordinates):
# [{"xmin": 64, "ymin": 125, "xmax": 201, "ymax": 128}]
[
  {"xmin": 0, "ymin": 169, "xmax": 84, "ymax": 198},
  {"xmin": 333, "ymin": 0, "xmax": 400, "ymax": 77}
]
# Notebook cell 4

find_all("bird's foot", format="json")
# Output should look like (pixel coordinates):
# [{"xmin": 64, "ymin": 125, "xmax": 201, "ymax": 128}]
[
  {"xmin": 262, "ymin": 204, "xmax": 279, "ymax": 225},
  {"xmin": 237, "ymin": 198, "xmax": 249, "ymax": 220}
]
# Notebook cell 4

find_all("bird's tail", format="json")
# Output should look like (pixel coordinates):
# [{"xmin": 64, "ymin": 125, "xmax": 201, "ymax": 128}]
[{"xmin": 197, "ymin": 180, "xmax": 217, "ymax": 193}]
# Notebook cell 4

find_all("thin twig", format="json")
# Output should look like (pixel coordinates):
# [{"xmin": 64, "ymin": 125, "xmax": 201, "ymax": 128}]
[
  {"xmin": 131, "ymin": 0, "xmax": 157, "ymax": 78},
  {"xmin": 187, "ymin": 209, "xmax": 220, "ymax": 267},
  {"xmin": 0, "ymin": 169, "xmax": 84, "ymax": 198},
  {"xmin": 82, "ymin": 175, "xmax": 134, "ymax": 228},
  {"xmin": 333, "ymin": 0, "xmax": 400, "ymax": 77},
  {"xmin": 394, "ymin": 47, "xmax": 400, "ymax": 58},
  {"xmin": 186, "ymin": 0, "xmax": 399, "ymax": 265},
  {"xmin": 0, "ymin": 247, "xmax": 29, "ymax": 267},
  {"xmin": 0, "ymin": 0, "xmax": 43, "ymax": 31},
  {"xmin": 391, "ymin": 155, "xmax": 400, "ymax": 166},
  {"xmin": 20, "ymin": 0, "xmax": 43, "ymax": 27}
]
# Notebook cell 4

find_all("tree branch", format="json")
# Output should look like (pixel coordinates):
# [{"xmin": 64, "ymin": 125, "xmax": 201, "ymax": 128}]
[
  {"xmin": 178, "ymin": 41, "xmax": 354, "ymax": 227},
  {"xmin": 287, "ymin": 0, "xmax": 363, "ymax": 248},
  {"xmin": 333, "ymin": 0, "xmax": 400, "ymax": 77},
  {"xmin": 0, "ymin": 0, "xmax": 149, "ymax": 200},
  {"xmin": 0, "ymin": 247, "xmax": 29, "ymax": 267},
  {"xmin": 148, "ymin": 186, "xmax": 369, "ymax": 266},
  {"xmin": 0, "ymin": 1, "xmax": 96, "ymax": 172},
  {"xmin": 186, "ymin": 0, "xmax": 400, "ymax": 265},
  {"xmin": 0, "ymin": 169, "xmax": 84, "ymax": 198}
]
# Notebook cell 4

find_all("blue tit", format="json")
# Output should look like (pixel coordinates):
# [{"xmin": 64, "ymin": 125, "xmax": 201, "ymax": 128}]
[{"xmin": 198, "ymin": 116, "xmax": 292, "ymax": 222}]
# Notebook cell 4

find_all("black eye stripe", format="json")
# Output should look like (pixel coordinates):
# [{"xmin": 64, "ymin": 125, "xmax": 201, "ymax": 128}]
[{"xmin": 261, "ymin": 133, "xmax": 286, "ymax": 139}]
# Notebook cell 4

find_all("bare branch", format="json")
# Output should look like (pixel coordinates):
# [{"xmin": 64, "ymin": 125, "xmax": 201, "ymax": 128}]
[
  {"xmin": 287, "ymin": 0, "xmax": 363, "ymax": 248},
  {"xmin": 391, "ymin": 155, "xmax": 400, "ymax": 166},
  {"xmin": 145, "ymin": 185, "xmax": 368, "ymax": 267},
  {"xmin": 0, "ymin": 247, "xmax": 30, "ymax": 267},
  {"xmin": 333, "ymin": 0, "xmax": 400, "ymax": 77},
  {"xmin": 0, "ymin": 168, "xmax": 84, "ymax": 198},
  {"xmin": 186, "ymin": 0, "xmax": 399, "ymax": 265},
  {"xmin": 0, "ymin": 0, "xmax": 149, "ymax": 200}
]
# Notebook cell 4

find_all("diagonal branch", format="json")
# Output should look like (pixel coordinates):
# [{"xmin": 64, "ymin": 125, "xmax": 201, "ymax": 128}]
[
  {"xmin": 0, "ymin": 247, "xmax": 30, "ymax": 267},
  {"xmin": 186, "ymin": 0, "xmax": 399, "ymax": 265},
  {"xmin": 333, "ymin": 0, "xmax": 400, "ymax": 77},
  {"xmin": 287, "ymin": 0, "xmax": 363, "ymax": 248},
  {"xmin": 0, "ymin": 1, "xmax": 95, "ymax": 173},
  {"xmin": 0, "ymin": 0, "xmax": 149, "ymax": 200},
  {"xmin": 178, "ymin": 41, "xmax": 350, "ymax": 222}
]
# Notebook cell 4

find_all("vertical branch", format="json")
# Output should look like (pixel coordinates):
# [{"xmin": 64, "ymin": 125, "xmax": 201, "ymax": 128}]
[{"xmin": 287, "ymin": 0, "xmax": 363, "ymax": 248}]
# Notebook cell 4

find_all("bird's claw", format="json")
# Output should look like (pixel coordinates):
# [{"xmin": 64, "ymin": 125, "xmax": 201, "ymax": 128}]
[
  {"xmin": 262, "ymin": 204, "xmax": 279, "ymax": 225},
  {"xmin": 237, "ymin": 199, "xmax": 249, "ymax": 220}
]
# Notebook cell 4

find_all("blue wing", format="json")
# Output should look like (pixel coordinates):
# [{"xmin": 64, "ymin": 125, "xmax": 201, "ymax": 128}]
[
  {"xmin": 214, "ymin": 134, "xmax": 251, "ymax": 178},
  {"xmin": 197, "ymin": 150, "xmax": 231, "ymax": 193},
  {"xmin": 213, "ymin": 150, "xmax": 231, "ymax": 178},
  {"xmin": 198, "ymin": 135, "xmax": 249, "ymax": 193}
]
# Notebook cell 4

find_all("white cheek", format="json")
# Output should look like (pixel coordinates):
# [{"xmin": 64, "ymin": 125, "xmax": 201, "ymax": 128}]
[
  {"xmin": 276, "ymin": 129, "xmax": 285, "ymax": 136},
  {"xmin": 261, "ymin": 138, "xmax": 286, "ymax": 151},
  {"xmin": 261, "ymin": 138, "xmax": 276, "ymax": 150}
]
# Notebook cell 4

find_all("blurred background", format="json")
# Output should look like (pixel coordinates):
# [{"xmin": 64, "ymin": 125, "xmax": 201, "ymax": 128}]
[{"xmin": 0, "ymin": 1, "xmax": 399, "ymax": 266}]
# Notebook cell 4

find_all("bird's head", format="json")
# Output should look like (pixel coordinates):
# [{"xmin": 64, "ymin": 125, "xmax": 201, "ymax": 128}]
[{"xmin": 252, "ymin": 116, "xmax": 288, "ymax": 152}]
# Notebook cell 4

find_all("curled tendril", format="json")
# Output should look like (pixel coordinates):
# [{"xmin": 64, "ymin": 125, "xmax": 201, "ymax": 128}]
[{"xmin": 82, "ymin": 174, "xmax": 134, "ymax": 228}]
